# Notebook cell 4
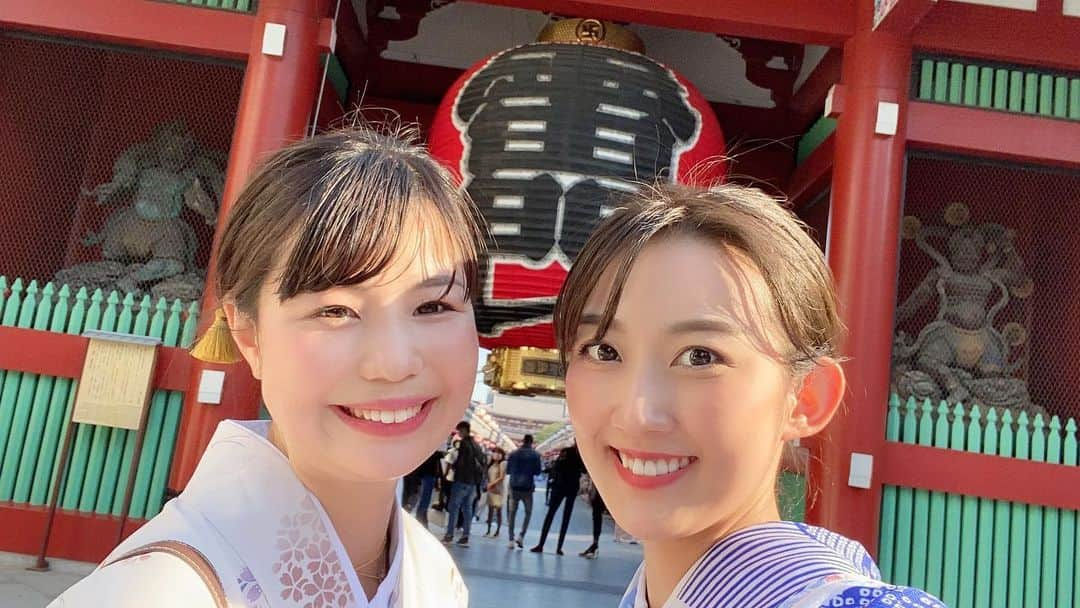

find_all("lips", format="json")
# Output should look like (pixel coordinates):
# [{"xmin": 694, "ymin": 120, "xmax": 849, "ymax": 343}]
[
  {"xmin": 611, "ymin": 447, "xmax": 696, "ymax": 489},
  {"xmin": 331, "ymin": 397, "xmax": 435, "ymax": 437}
]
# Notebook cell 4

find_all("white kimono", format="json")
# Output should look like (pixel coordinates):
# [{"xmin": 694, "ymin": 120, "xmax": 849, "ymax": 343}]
[
  {"xmin": 50, "ymin": 420, "xmax": 468, "ymax": 608},
  {"xmin": 618, "ymin": 521, "xmax": 944, "ymax": 608}
]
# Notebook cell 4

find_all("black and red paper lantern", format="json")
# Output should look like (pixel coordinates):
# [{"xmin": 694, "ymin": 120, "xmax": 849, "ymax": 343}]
[{"xmin": 429, "ymin": 19, "xmax": 726, "ymax": 391}]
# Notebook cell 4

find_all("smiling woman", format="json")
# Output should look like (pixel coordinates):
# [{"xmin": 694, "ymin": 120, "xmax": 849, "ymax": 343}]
[
  {"xmin": 50, "ymin": 127, "xmax": 485, "ymax": 608},
  {"xmin": 555, "ymin": 183, "xmax": 945, "ymax": 608}
]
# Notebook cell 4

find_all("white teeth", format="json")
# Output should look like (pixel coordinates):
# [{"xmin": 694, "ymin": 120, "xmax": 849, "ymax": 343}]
[
  {"xmin": 617, "ymin": 452, "xmax": 694, "ymax": 477},
  {"xmin": 343, "ymin": 404, "xmax": 423, "ymax": 424}
]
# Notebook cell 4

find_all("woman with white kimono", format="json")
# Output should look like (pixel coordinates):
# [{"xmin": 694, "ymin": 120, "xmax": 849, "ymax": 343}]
[
  {"xmin": 553, "ymin": 184, "xmax": 945, "ymax": 608},
  {"xmin": 51, "ymin": 127, "xmax": 486, "ymax": 607}
]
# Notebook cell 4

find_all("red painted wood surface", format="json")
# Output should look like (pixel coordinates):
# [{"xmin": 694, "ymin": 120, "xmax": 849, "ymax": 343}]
[
  {"xmin": 880, "ymin": 442, "xmax": 1080, "ymax": 511},
  {"xmin": 0, "ymin": 502, "xmax": 146, "ymax": 564},
  {"xmin": 0, "ymin": 326, "xmax": 191, "ymax": 391},
  {"xmin": 469, "ymin": 0, "xmax": 855, "ymax": 45},
  {"xmin": 786, "ymin": 134, "xmax": 835, "ymax": 210},
  {"xmin": 0, "ymin": 0, "xmax": 253, "ymax": 60},
  {"xmin": 810, "ymin": 30, "xmax": 912, "ymax": 556},
  {"xmin": 907, "ymin": 101, "xmax": 1080, "ymax": 170}
]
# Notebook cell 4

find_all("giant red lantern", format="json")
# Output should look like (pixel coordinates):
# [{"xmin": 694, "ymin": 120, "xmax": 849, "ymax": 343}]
[{"xmin": 429, "ymin": 19, "xmax": 726, "ymax": 394}]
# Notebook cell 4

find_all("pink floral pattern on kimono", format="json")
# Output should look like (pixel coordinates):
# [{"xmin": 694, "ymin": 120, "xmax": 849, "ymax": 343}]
[{"xmin": 272, "ymin": 495, "xmax": 355, "ymax": 608}]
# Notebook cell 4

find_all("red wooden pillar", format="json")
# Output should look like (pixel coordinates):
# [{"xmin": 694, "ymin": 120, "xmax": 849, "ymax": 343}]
[
  {"xmin": 807, "ymin": 30, "xmax": 911, "ymax": 556},
  {"xmin": 169, "ymin": 0, "xmax": 330, "ymax": 490}
]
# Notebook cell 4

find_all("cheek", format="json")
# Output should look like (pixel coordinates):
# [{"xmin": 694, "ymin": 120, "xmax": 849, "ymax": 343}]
[
  {"xmin": 564, "ymin": 366, "xmax": 614, "ymax": 440},
  {"xmin": 420, "ymin": 319, "xmax": 478, "ymax": 387}
]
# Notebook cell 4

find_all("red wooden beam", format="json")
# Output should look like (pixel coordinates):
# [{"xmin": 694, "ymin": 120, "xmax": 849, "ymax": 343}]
[
  {"xmin": 907, "ymin": 101, "xmax": 1080, "ymax": 169},
  {"xmin": 914, "ymin": 1, "xmax": 1080, "ymax": 71},
  {"xmin": 0, "ymin": 502, "xmax": 146, "ymax": 564},
  {"xmin": 880, "ymin": 442, "xmax": 1080, "ymax": 511},
  {"xmin": 874, "ymin": 0, "xmax": 938, "ymax": 36},
  {"xmin": 0, "ymin": 326, "xmax": 191, "ymax": 392},
  {"xmin": 790, "ymin": 48, "xmax": 843, "ymax": 130},
  {"xmin": 0, "ymin": 0, "xmax": 254, "ymax": 60},
  {"xmin": 466, "ymin": 0, "xmax": 855, "ymax": 46},
  {"xmin": 786, "ymin": 133, "xmax": 835, "ymax": 209}
]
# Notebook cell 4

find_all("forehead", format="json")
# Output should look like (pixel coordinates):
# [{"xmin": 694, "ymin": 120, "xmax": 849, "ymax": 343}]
[{"xmin": 582, "ymin": 236, "xmax": 783, "ymax": 347}]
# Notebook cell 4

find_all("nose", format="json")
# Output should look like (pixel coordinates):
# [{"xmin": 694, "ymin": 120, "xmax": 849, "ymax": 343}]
[
  {"xmin": 612, "ymin": 365, "xmax": 677, "ymax": 434},
  {"xmin": 356, "ymin": 320, "xmax": 422, "ymax": 383}
]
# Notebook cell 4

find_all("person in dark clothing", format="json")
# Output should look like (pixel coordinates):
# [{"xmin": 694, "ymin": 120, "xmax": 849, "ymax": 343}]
[
  {"xmin": 443, "ymin": 421, "xmax": 484, "ymax": 546},
  {"xmin": 505, "ymin": 434, "xmax": 543, "ymax": 549},
  {"xmin": 531, "ymin": 443, "xmax": 585, "ymax": 555},
  {"xmin": 412, "ymin": 449, "xmax": 443, "ymax": 527},
  {"xmin": 580, "ymin": 479, "xmax": 605, "ymax": 559}
]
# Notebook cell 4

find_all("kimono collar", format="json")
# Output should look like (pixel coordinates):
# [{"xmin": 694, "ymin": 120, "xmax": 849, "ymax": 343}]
[{"xmin": 180, "ymin": 419, "xmax": 405, "ymax": 607}]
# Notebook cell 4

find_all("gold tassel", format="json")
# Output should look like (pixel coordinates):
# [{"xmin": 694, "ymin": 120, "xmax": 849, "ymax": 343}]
[{"xmin": 190, "ymin": 308, "xmax": 243, "ymax": 364}]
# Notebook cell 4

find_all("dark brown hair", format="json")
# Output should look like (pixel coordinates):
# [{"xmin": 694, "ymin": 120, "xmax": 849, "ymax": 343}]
[
  {"xmin": 214, "ymin": 127, "xmax": 485, "ymax": 314},
  {"xmin": 553, "ymin": 182, "xmax": 842, "ymax": 373}
]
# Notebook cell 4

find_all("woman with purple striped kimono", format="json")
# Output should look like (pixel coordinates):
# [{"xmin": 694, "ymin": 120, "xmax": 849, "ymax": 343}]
[{"xmin": 553, "ymin": 184, "xmax": 944, "ymax": 607}]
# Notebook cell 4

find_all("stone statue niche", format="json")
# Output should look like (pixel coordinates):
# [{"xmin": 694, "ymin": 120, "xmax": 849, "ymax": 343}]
[
  {"xmin": 55, "ymin": 121, "xmax": 225, "ymax": 303},
  {"xmin": 892, "ymin": 202, "xmax": 1041, "ymax": 417}
]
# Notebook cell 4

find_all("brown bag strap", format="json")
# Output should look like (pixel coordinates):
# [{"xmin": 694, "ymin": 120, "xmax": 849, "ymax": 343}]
[{"xmin": 104, "ymin": 540, "xmax": 228, "ymax": 608}]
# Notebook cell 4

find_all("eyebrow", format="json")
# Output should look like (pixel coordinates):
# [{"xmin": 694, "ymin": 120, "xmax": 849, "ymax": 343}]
[
  {"xmin": 415, "ymin": 273, "xmax": 465, "ymax": 292},
  {"xmin": 579, "ymin": 313, "xmax": 737, "ymax": 336}
]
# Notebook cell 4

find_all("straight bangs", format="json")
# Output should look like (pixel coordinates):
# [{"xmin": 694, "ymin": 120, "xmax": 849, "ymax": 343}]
[{"xmin": 275, "ymin": 144, "xmax": 484, "ymax": 302}]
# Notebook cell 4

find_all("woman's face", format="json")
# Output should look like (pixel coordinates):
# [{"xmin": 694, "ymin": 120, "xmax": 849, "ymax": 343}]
[
  {"xmin": 564, "ymin": 236, "xmax": 796, "ymax": 542},
  {"xmin": 232, "ymin": 213, "xmax": 478, "ymax": 485}
]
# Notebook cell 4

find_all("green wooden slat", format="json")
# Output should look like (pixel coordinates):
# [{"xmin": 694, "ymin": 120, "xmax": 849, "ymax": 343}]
[
  {"xmin": 0, "ymin": 279, "xmax": 27, "ymax": 473},
  {"xmin": 934, "ymin": 62, "xmax": 950, "ymax": 103},
  {"xmin": 1041, "ymin": 417, "xmax": 1062, "ymax": 608},
  {"xmin": 32, "ymin": 287, "xmax": 86, "ymax": 505},
  {"xmin": 0, "ymin": 282, "xmax": 45, "ymax": 500},
  {"xmin": 144, "ymin": 300, "xmax": 187, "ymax": 517},
  {"xmin": 62, "ymin": 289, "xmax": 103, "ymax": 509},
  {"xmin": 96, "ymin": 293, "xmax": 137, "ymax": 513},
  {"xmin": 1023, "ymin": 73, "xmax": 1039, "ymax": 114},
  {"xmin": 110, "ymin": 295, "xmax": 153, "ymax": 515},
  {"xmin": 925, "ymin": 401, "xmax": 950, "ymax": 597},
  {"xmin": 129, "ymin": 298, "xmax": 169, "ymax": 518},
  {"xmin": 1061, "ymin": 419, "xmax": 1078, "ymax": 608},
  {"xmin": 978, "ymin": 67, "xmax": 994, "ymax": 108},
  {"xmin": 20, "ymin": 285, "xmax": 70, "ymax": 503},
  {"xmin": 993, "ymin": 68, "xmax": 1008, "ymax": 110},
  {"xmin": 1038, "ymin": 74, "xmax": 1054, "ymax": 116},
  {"xmin": 79, "ymin": 291, "xmax": 121, "ymax": 512},
  {"xmin": 910, "ymin": 399, "xmax": 935, "ymax": 590},
  {"xmin": 993, "ymin": 409, "xmax": 1014, "ymax": 607},
  {"xmin": 10, "ymin": 284, "xmax": 59, "ymax": 502},
  {"xmin": 879, "ymin": 394, "xmax": 902, "ymax": 582},
  {"xmin": 963, "ymin": 65, "xmax": 980, "ymax": 106},
  {"xmin": 958, "ymin": 405, "xmax": 982, "ymax": 608},
  {"xmin": 1024, "ymin": 415, "xmax": 1045, "ymax": 607},
  {"xmin": 948, "ymin": 63, "xmax": 964, "ymax": 105},
  {"xmin": 1008, "ymin": 412, "xmax": 1030, "ymax": 607},
  {"xmin": 894, "ymin": 397, "xmax": 920, "ymax": 586},
  {"xmin": 1070, "ymin": 79, "xmax": 1080, "ymax": 120},
  {"xmin": 1009, "ymin": 71, "xmax": 1024, "ymax": 112},
  {"xmin": 977, "ymin": 407, "xmax": 998, "ymax": 608},
  {"xmin": 918, "ymin": 60, "xmax": 935, "ymax": 100},
  {"xmin": 941, "ymin": 402, "xmax": 965, "ymax": 607},
  {"xmin": 236, "ymin": 0, "xmax": 251, "ymax": 12},
  {"xmin": 1050, "ymin": 76, "xmax": 1067, "ymax": 118}
]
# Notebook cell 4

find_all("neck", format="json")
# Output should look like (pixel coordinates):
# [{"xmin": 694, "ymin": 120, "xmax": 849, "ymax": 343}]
[
  {"xmin": 269, "ymin": 423, "xmax": 396, "ymax": 600},
  {"xmin": 641, "ymin": 488, "xmax": 779, "ymax": 607}
]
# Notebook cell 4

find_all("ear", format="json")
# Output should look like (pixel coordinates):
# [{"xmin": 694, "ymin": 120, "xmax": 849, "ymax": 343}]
[
  {"xmin": 221, "ymin": 298, "xmax": 263, "ymax": 380},
  {"xmin": 782, "ymin": 357, "xmax": 846, "ymax": 441}
]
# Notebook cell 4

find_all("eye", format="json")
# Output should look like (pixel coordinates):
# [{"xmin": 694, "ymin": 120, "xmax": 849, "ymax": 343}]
[
  {"xmin": 416, "ymin": 300, "xmax": 453, "ymax": 315},
  {"xmin": 674, "ymin": 347, "xmax": 721, "ymax": 367},
  {"xmin": 579, "ymin": 342, "xmax": 621, "ymax": 362},
  {"xmin": 316, "ymin": 305, "xmax": 356, "ymax": 319}
]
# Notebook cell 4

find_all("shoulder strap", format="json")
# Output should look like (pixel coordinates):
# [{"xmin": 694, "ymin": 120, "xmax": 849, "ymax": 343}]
[{"xmin": 103, "ymin": 540, "xmax": 227, "ymax": 608}]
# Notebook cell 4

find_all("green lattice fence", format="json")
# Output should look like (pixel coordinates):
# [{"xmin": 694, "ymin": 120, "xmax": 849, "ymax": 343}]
[{"xmin": 0, "ymin": 276, "xmax": 198, "ymax": 519}]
